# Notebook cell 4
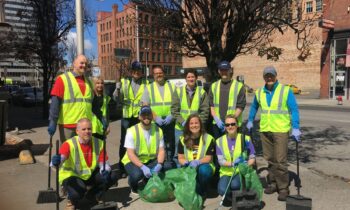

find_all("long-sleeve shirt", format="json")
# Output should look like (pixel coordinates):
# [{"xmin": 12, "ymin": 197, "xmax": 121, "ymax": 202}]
[{"xmin": 248, "ymin": 81, "xmax": 300, "ymax": 129}]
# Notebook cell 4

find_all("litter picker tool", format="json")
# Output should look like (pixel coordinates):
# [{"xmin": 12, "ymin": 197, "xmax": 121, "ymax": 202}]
[
  {"xmin": 55, "ymin": 140, "xmax": 60, "ymax": 210},
  {"xmin": 215, "ymin": 167, "xmax": 238, "ymax": 210},
  {"xmin": 37, "ymin": 135, "xmax": 58, "ymax": 203},
  {"xmin": 286, "ymin": 141, "xmax": 312, "ymax": 210}
]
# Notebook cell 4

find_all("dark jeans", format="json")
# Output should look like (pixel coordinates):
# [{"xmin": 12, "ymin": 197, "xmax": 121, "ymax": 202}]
[
  {"xmin": 124, "ymin": 160, "xmax": 158, "ymax": 192},
  {"xmin": 158, "ymin": 121, "xmax": 175, "ymax": 161},
  {"xmin": 120, "ymin": 117, "xmax": 139, "ymax": 168},
  {"xmin": 195, "ymin": 163, "xmax": 213, "ymax": 196},
  {"xmin": 62, "ymin": 169, "xmax": 118, "ymax": 205},
  {"xmin": 217, "ymin": 175, "xmax": 241, "ymax": 199}
]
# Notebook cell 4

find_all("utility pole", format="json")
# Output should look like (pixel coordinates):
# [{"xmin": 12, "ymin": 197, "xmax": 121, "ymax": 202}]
[
  {"xmin": 75, "ymin": 0, "xmax": 84, "ymax": 55},
  {"xmin": 145, "ymin": 47, "xmax": 149, "ymax": 80},
  {"xmin": 135, "ymin": 4, "xmax": 140, "ymax": 62}
]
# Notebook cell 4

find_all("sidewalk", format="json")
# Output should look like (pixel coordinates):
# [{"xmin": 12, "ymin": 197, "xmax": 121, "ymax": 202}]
[{"xmin": 1, "ymin": 121, "xmax": 350, "ymax": 210}]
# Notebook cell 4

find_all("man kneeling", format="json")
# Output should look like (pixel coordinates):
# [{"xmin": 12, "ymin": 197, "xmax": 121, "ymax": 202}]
[
  {"xmin": 122, "ymin": 106, "xmax": 165, "ymax": 194},
  {"xmin": 51, "ymin": 118, "xmax": 117, "ymax": 209}
]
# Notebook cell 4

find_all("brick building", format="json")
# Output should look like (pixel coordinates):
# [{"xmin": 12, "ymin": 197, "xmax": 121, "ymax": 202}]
[{"xmin": 97, "ymin": 2, "xmax": 182, "ymax": 81}]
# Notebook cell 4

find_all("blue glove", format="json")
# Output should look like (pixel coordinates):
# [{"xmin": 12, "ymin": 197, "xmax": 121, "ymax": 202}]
[
  {"xmin": 291, "ymin": 128, "xmax": 301, "ymax": 142},
  {"xmin": 100, "ymin": 170, "xmax": 110, "ymax": 183},
  {"xmin": 140, "ymin": 165, "xmax": 152, "ymax": 178},
  {"xmin": 214, "ymin": 116, "xmax": 225, "ymax": 131},
  {"xmin": 152, "ymin": 163, "xmax": 162, "ymax": 174},
  {"xmin": 51, "ymin": 154, "xmax": 61, "ymax": 167},
  {"xmin": 181, "ymin": 121, "xmax": 186, "ymax": 127},
  {"xmin": 48, "ymin": 121, "xmax": 57, "ymax": 136},
  {"xmin": 163, "ymin": 115, "xmax": 173, "ymax": 125},
  {"xmin": 246, "ymin": 121, "xmax": 253, "ymax": 132},
  {"xmin": 101, "ymin": 117, "xmax": 108, "ymax": 131},
  {"xmin": 189, "ymin": 160, "xmax": 201, "ymax": 168},
  {"xmin": 182, "ymin": 161, "xmax": 189, "ymax": 167},
  {"xmin": 155, "ymin": 117, "xmax": 164, "ymax": 126},
  {"xmin": 232, "ymin": 156, "xmax": 245, "ymax": 167}
]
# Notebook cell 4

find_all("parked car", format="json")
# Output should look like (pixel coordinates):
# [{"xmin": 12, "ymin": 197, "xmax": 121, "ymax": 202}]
[
  {"xmin": 12, "ymin": 87, "xmax": 43, "ymax": 106},
  {"xmin": 286, "ymin": 84, "xmax": 301, "ymax": 94}
]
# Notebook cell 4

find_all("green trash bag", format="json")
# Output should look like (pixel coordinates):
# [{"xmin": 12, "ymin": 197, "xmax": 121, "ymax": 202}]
[
  {"xmin": 139, "ymin": 174, "xmax": 175, "ymax": 203},
  {"xmin": 165, "ymin": 167, "xmax": 203, "ymax": 210},
  {"xmin": 238, "ymin": 163, "xmax": 263, "ymax": 201}
]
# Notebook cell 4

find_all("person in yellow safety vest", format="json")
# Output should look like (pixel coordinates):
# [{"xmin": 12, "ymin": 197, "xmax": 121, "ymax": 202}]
[
  {"xmin": 48, "ymin": 54, "xmax": 93, "ymax": 143},
  {"xmin": 178, "ymin": 114, "xmax": 215, "ymax": 198},
  {"xmin": 216, "ymin": 114, "xmax": 256, "ymax": 202},
  {"xmin": 114, "ymin": 61, "xmax": 148, "ymax": 178},
  {"xmin": 141, "ymin": 65, "xmax": 176, "ymax": 167},
  {"xmin": 171, "ymin": 69, "xmax": 209, "ymax": 167},
  {"xmin": 246, "ymin": 66, "xmax": 301, "ymax": 201},
  {"xmin": 209, "ymin": 61, "xmax": 246, "ymax": 139},
  {"xmin": 122, "ymin": 106, "xmax": 166, "ymax": 194},
  {"xmin": 50, "ymin": 118, "xmax": 118, "ymax": 210},
  {"xmin": 91, "ymin": 77, "xmax": 110, "ymax": 140}
]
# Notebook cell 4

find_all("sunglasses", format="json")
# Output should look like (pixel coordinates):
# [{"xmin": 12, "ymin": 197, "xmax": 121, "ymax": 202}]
[{"xmin": 225, "ymin": 123, "xmax": 237, "ymax": 127}]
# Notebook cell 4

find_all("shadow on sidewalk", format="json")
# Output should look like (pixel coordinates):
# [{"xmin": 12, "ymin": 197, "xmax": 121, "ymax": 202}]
[{"xmin": 0, "ymin": 139, "xmax": 49, "ymax": 161}]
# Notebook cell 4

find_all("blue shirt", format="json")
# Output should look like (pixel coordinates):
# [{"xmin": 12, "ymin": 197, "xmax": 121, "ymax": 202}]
[{"xmin": 248, "ymin": 81, "xmax": 300, "ymax": 129}]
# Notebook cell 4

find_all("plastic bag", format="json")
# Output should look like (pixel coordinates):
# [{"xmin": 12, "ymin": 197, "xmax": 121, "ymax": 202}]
[
  {"xmin": 139, "ymin": 174, "xmax": 175, "ymax": 203},
  {"xmin": 238, "ymin": 163, "xmax": 263, "ymax": 201}
]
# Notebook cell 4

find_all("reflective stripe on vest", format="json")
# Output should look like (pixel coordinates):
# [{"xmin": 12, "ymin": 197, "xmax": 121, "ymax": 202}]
[
  {"xmin": 148, "ymin": 82, "xmax": 174, "ymax": 117},
  {"xmin": 91, "ymin": 95, "xmax": 110, "ymax": 135},
  {"xmin": 175, "ymin": 86, "xmax": 205, "ymax": 130},
  {"xmin": 58, "ymin": 72, "xmax": 93, "ymax": 124},
  {"xmin": 216, "ymin": 134, "xmax": 249, "ymax": 177},
  {"xmin": 257, "ymin": 84, "xmax": 291, "ymax": 132},
  {"xmin": 59, "ymin": 136, "xmax": 102, "ymax": 184},
  {"xmin": 212, "ymin": 80, "xmax": 243, "ymax": 125},
  {"xmin": 121, "ymin": 123, "xmax": 162, "ymax": 165},
  {"xmin": 122, "ymin": 78, "xmax": 148, "ymax": 118}
]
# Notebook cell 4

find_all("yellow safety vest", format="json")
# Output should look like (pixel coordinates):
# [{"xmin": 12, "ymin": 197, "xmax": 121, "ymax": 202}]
[
  {"xmin": 175, "ymin": 85, "xmax": 206, "ymax": 130},
  {"xmin": 180, "ymin": 133, "xmax": 215, "ymax": 172},
  {"xmin": 59, "ymin": 136, "xmax": 103, "ymax": 184},
  {"xmin": 147, "ymin": 82, "xmax": 174, "ymax": 117},
  {"xmin": 211, "ymin": 79, "xmax": 243, "ymax": 125},
  {"xmin": 91, "ymin": 95, "xmax": 110, "ymax": 135},
  {"xmin": 121, "ymin": 78, "xmax": 148, "ymax": 118},
  {"xmin": 121, "ymin": 123, "xmax": 163, "ymax": 165},
  {"xmin": 216, "ymin": 134, "xmax": 249, "ymax": 177},
  {"xmin": 256, "ymin": 84, "xmax": 291, "ymax": 132},
  {"xmin": 58, "ymin": 72, "xmax": 93, "ymax": 125}
]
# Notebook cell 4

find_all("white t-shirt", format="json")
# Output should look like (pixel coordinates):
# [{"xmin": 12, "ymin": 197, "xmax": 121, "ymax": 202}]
[{"xmin": 124, "ymin": 125, "xmax": 165, "ymax": 149}]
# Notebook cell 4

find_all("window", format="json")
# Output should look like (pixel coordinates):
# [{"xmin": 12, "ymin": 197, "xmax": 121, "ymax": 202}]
[
  {"xmin": 316, "ymin": 0, "xmax": 322, "ymax": 12},
  {"xmin": 140, "ymin": 52, "xmax": 144, "ymax": 61},
  {"xmin": 163, "ymin": 53, "xmax": 168, "ymax": 62},
  {"xmin": 306, "ymin": 1, "xmax": 313, "ymax": 13},
  {"xmin": 164, "ymin": 65, "xmax": 172, "ymax": 75},
  {"xmin": 157, "ymin": 53, "xmax": 161, "ymax": 62},
  {"xmin": 145, "ymin": 14, "xmax": 149, "ymax": 24},
  {"xmin": 152, "ymin": 53, "xmax": 156, "ymax": 62}
]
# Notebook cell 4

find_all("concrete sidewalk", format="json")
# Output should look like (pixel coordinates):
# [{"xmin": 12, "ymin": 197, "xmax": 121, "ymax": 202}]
[{"xmin": 1, "ymin": 121, "xmax": 350, "ymax": 210}]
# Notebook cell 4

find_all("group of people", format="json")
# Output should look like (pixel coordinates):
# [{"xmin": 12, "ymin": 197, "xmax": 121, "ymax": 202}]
[{"xmin": 47, "ymin": 54, "xmax": 301, "ymax": 209}]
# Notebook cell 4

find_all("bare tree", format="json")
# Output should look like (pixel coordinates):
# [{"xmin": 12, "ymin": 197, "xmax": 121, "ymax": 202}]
[{"xmin": 133, "ymin": 0, "xmax": 317, "ymax": 80}]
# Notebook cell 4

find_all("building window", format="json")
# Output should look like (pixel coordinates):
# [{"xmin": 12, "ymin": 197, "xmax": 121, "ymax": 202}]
[
  {"xmin": 316, "ymin": 0, "xmax": 322, "ymax": 12},
  {"xmin": 152, "ymin": 53, "xmax": 156, "ymax": 61},
  {"xmin": 157, "ymin": 53, "xmax": 161, "ymax": 62},
  {"xmin": 140, "ymin": 52, "xmax": 144, "ymax": 61},
  {"xmin": 145, "ymin": 14, "xmax": 149, "ymax": 24},
  {"xmin": 175, "ymin": 66, "xmax": 182, "ymax": 75},
  {"xmin": 140, "ymin": 39, "xmax": 143, "ymax": 48},
  {"xmin": 163, "ymin": 53, "xmax": 168, "ymax": 62},
  {"xmin": 306, "ymin": 1, "xmax": 313, "ymax": 13},
  {"xmin": 164, "ymin": 65, "xmax": 172, "ymax": 75}
]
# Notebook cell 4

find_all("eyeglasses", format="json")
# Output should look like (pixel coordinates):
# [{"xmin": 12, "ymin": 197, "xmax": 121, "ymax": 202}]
[{"xmin": 225, "ymin": 123, "xmax": 237, "ymax": 127}]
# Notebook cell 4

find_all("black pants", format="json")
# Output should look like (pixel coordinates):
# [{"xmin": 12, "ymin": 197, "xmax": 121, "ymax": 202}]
[
  {"xmin": 158, "ymin": 121, "xmax": 175, "ymax": 161},
  {"xmin": 119, "ymin": 117, "xmax": 139, "ymax": 168},
  {"xmin": 62, "ymin": 169, "xmax": 118, "ymax": 205}
]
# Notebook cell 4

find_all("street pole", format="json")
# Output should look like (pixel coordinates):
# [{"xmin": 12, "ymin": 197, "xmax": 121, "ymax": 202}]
[
  {"xmin": 75, "ymin": 0, "xmax": 84, "ymax": 55},
  {"xmin": 136, "ymin": 5, "xmax": 140, "ymax": 61},
  {"xmin": 145, "ymin": 48, "xmax": 149, "ymax": 81}
]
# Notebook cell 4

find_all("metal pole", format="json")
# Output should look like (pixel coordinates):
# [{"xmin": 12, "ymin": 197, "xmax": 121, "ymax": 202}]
[
  {"xmin": 75, "ymin": 0, "xmax": 84, "ymax": 55},
  {"xmin": 135, "ymin": 5, "xmax": 140, "ymax": 61},
  {"xmin": 145, "ymin": 48, "xmax": 149, "ymax": 80}
]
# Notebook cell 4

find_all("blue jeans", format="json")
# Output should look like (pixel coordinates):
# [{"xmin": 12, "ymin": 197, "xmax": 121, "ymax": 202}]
[
  {"xmin": 196, "ymin": 163, "xmax": 213, "ymax": 196},
  {"xmin": 217, "ymin": 175, "xmax": 241, "ymax": 199},
  {"xmin": 124, "ymin": 160, "xmax": 158, "ymax": 192},
  {"xmin": 173, "ymin": 128, "xmax": 183, "ymax": 167}
]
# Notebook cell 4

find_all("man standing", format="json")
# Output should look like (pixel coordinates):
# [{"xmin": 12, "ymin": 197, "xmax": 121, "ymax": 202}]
[
  {"xmin": 171, "ymin": 69, "xmax": 209, "ymax": 165},
  {"xmin": 209, "ymin": 61, "xmax": 246, "ymax": 139},
  {"xmin": 122, "ymin": 106, "xmax": 165, "ymax": 194},
  {"xmin": 51, "ymin": 118, "xmax": 117, "ymax": 209},
  {"xmin": 246, "ymin": 66, "xmax": 301, "ymax": 201},
  {"xmin": 48, "ymin": 54, "xmax": 93, "ymax": 143},
  {"xmin": 115, "ymin": 61, "xmax": 148, "ymax": 177},
  {"xmin": 141, "ymin": 65, "xmax": 176, "ymax": 166}
]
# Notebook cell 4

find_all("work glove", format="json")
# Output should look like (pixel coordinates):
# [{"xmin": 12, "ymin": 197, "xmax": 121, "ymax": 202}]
[
  {"xmin": 99, "ymin": 163, "xmax": 111, "ymax": 173},
  {"xmin": 246, "ymin": 121, "xmax": 253, "ymax": 132},
  {"xmin": 47, "ymin": 121, "xmax": 57, "ymax": 136},
  {"xmin": 152, "ymin": 163, "xmax": 162, "ymax": 174},
  {"xmin": 182, "ymin": 161, "xmax": 189, "ymax": 167},
  {"xmin": 154, "ymin": 117, "xmax": 164, "ymax": 126},
  {"xmin": 140, "ymin": 165, "xmax": 152, "ymax": 178},
  {"xmin": 291, "ymin": 128, "xmax": 301, "ymax": 142},
  {"xmin": 214, "ymin": 116, "xmax": 225, "ymax": 131},
  {"xmin": 101, "ymin": 117, "xmax": 108, "ymax": 131},
  {"xmin": 163, "ymin": 115, "xmax": 173, "ymax": 125},
  {"xmin": 232, "ymin": 156, "xmax": 246, "ymax": 167},
  {"xmin": 51, "ymin": 154, "xmax": 61, "ymax": 167},
  {"xmin": 189, "ymin": 160, "xmax": 201, "ymax": 168},
  {"xmin": 181, "ymin": 121, "xmax": 186, "ymax": 127}
]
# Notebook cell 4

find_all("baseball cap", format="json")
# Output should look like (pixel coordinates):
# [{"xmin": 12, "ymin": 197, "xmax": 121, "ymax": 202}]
[
  {"xmin": 131, "ymin": 61, "xmax": 142, "ymax": 71},
  {"xmin": 217, "ymin": 61, "xmax": 231, "ymax": 70},
  {"xmin": 139, "ymin": 106, "xmax": 152, "ymax": 115},
  {"xmin": 263, "ymin": 66, "xmax": 277, "ymax": 77}
]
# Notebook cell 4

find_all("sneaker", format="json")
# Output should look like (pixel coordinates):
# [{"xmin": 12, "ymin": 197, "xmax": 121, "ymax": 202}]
[
  {"xmin": 64, "ymin": 200, "xmax": 75, "ymax": 210},
  {"xmin": 264, "ymin": 185, "xmax": 277, "ymax": 194},
  {"xmin": 277, "ymin": 190, "xmax": 289, "ymax": 201}
]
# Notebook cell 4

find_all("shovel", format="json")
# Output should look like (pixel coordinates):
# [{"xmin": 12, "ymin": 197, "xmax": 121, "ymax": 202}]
[
  {"xmin": 286, "ymin": 141, "xmax": 312, "ymax": 210},
  {"xmin": 37, "ymin": 135, "xmax": 58, "ymax": 203}
]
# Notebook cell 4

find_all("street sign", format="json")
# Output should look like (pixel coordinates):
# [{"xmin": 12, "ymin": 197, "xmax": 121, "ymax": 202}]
[
  {"xmin": 114, "ymin": 48, "xmax": 131, "ymax": 59},
  {"xmin": 92, "ymin": 67, "xmax": 101, "ymax": 77}
]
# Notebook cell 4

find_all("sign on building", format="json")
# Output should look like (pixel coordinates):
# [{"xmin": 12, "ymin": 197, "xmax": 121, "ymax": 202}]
[
  {"xmin": 114, "ymin": 48, "xmax": 131, "ymax": 59},
  {"xmin": 92, "ymin": 67, "xmax": 101, "ymax": 77}
]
